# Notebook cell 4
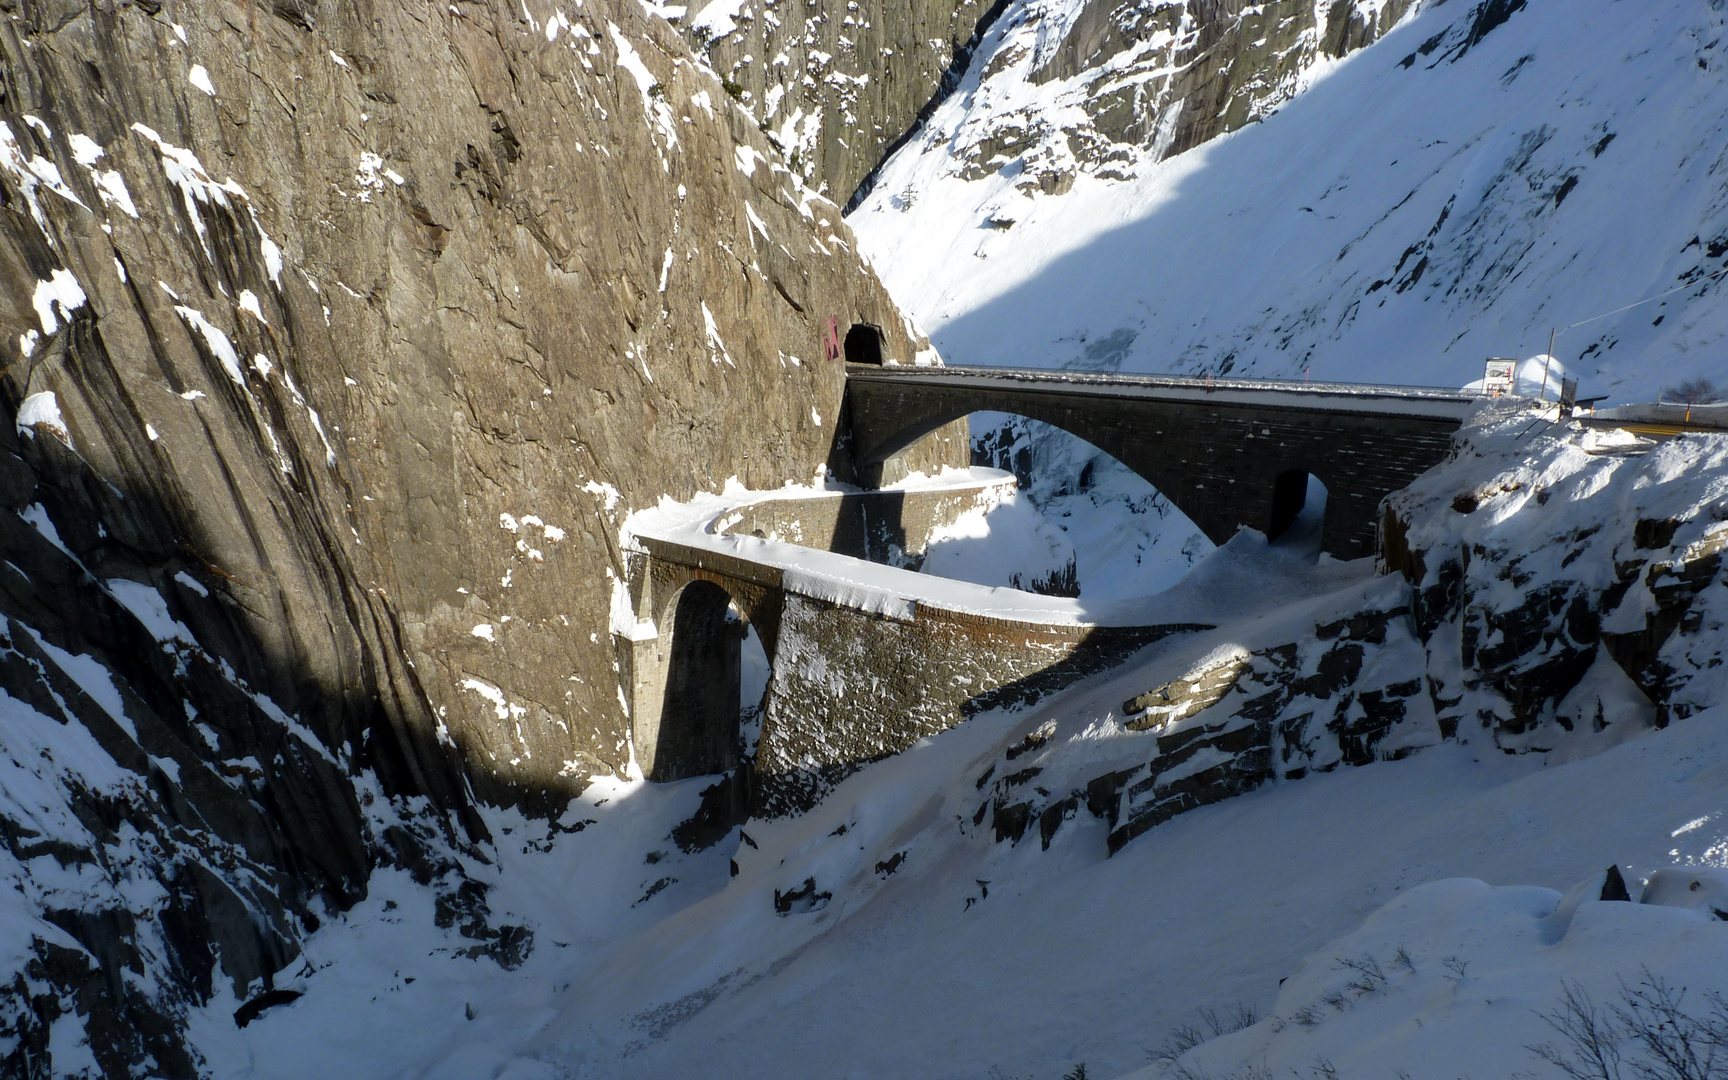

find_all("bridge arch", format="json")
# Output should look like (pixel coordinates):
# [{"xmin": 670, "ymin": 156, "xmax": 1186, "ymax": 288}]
[
  {"xmin": 849, "ymin": 400, "xmax": 1221, "ymax": 545},
  {"xmin": 628, "ymin": 563, "xmax": 783, "ymax": 783},
  {"xmin": 839, "ymin": 370, "xmax": 1462, "ymax": 558},
  {"xmin": 1268, "ymin": 469, "xmax": 1329, "ymax": 545},
  {"xmin": 649, "ymin": 580, "xmax": 744, "ymax": 782},
  {"xmin": 848, "ymin": 401, "xmax": 1204, "ymax": 512},
  {"xmin": 947, "ymin": 411, "xmax": 1213, "ymax": 598}
]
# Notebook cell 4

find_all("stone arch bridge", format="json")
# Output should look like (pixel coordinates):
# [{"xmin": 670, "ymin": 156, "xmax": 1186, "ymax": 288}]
[
  {"xmin": 615, "ymin": 478, "xmax": 1205, "ymax": 813},
  {"xmin": 840, "ymin": 364, "xmax": 1477, "ymax": 557},
  {"xmin": 616, "ymin": 368, "xmax": 1480, "ymax": 812}
]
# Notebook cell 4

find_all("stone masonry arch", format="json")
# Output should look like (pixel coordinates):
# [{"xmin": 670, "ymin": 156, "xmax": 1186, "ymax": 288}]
[
  {"xmin": 652, "ymin": 580, "xmax": 743, "ymax": 782},
  {"xmin": 840, "ymin": 367, "xmax": 1468, "ymax": 558},
  {"xmin": 624, "ymin": 556, "xmax": 785, "ymax": 782}
]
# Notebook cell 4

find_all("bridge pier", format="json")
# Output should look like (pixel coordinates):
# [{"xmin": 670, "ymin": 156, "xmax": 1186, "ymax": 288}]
[{"xmin": 615, "ymin": 551, "xmax": 784, "ymax": 782}]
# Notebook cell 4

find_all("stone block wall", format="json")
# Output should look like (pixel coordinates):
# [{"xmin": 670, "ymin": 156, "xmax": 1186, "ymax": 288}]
[
  {"xmin": 844, "ymin": 374, "xmax": 1463, "ymax": 557},
  {"xmin": 755, "ymin": 595, "xmax": 1194, "ymax": 814}
]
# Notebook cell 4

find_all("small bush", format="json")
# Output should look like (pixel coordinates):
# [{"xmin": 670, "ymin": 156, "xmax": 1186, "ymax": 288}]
[
  {"xmin": 1167, "ymin": 1064, "xmax": 1272, "ymax": 1080},
  {"xmin": 1290, "ymin": 1005, "xmax": 1324, "ymax": 1028},
  {"xmin": 1529, "ymin": 968, "xmax": 1728, "ymax": 1080},
  {"xmin": 1337, "ymin": 954, "xmax": 1387, "ymax": 997},
  {"xmin": 1666, "ymin": 378, "xmax": 1720, "ymax": 405},
  {"xmin": 1150, "ymin": 1004, "xmax": 1261, "ymax": 1066}
]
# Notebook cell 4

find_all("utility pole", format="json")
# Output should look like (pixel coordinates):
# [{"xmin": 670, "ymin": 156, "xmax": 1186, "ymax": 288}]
[{"xmin": 1541, "ymin": 327, "xmax": 1556, "ymax": 401}]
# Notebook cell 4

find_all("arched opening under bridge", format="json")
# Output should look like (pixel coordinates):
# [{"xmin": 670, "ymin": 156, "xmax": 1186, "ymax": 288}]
[
  {"xmin": 654, "ymin": 581, "xmax": 769, "ymax": 782},
  {"xmin": 934, "ymin": 411, "xmax": 1212, "ymax": 598},
  {"xmin": 1268, "ymin": 469, "xmax": 1328, "ymax": 549}
]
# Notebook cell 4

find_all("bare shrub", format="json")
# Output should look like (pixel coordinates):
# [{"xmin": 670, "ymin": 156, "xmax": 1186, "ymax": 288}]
[
  {"xmin": 1529, "ymin": 969, "xmax": 1728, "ymax": 1080},
  {"xmin": 1167, "ymin": 1064, "xmax": 1272, "ymax": 1080},
  {"xmin": 1199, "ymin": 1003, "xmax": 1261, "ymax": 1037},
  {"xmin": 1290, "ymin": 1005, "xmax": 1324, "ymax": 1028},
  {"xmin": 1151, "ymin": 1022, "xmax": 1210, "ymax": 1067},
  {"xmin": 1531, "ymin": 981, "xmax": 1624, "ymax": 1080},
  {"xmin": 1337, "ymin": 954, "xmax": 1387, "ymax": 997},
  {"xmin": 1150, "ymin": 1004, "xmax": 1261, "ymax": 1067},
  {"xmin": 1666, "ymin": 378, "xmax": 1721, "ymax": 406},
  {"xmin": 1303, "ymin": 1059, "xmax": 1340, "ymax": 1080}
]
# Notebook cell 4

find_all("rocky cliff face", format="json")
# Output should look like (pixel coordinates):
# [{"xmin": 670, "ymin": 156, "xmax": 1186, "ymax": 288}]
[
  {"xmin": 674, "ymin": 0, "xmax": 1415, "ymax": 211},
  {"xmin": 890, "ymin": 0, "xmax": 1414, "ymax": 201},
  {"xmin": 0, "ymin": 0, "xmax": 952, "ymax": 1071},
  {"xmin": 674, "ymin": 0, "xmax": 1003, "ymax": 205}
]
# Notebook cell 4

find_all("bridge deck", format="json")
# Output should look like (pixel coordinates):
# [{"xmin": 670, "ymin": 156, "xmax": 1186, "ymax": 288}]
[
  {"xmin": 626, "ymin": 480, "xmax": 1193, "ymax": 629},
  {"xmin": 847, "ymin": 364, "xmax": 1481, "ymax": 422}
]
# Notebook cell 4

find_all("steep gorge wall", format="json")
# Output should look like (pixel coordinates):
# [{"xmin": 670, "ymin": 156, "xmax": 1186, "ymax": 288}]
[
  {"xmin": 0, "ymin": 0, "xmax": 958, "ymax": 1069},
  {"xmin": 677, "ymin": 0, "xmax": 1002, "ymax": 204},
  {"xmin": 947, "ymin": 0, "xmax": 1419, "ymax": 197},
  {"xmin": 676, "ymin": 0, "xmax": 1417, "ymax": 211},
  {"xmin": 2, "ymin": 0, "xmax": 939, "ymax": 806}
]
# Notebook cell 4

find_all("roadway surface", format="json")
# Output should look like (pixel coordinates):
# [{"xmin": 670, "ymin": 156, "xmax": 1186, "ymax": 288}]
[{"xmin": 846, "ymin": 363, "xmax": 1482, "ymax": 422}]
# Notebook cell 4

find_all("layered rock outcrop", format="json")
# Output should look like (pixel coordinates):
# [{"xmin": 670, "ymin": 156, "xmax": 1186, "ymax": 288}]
[
  {"xmin": 676, "ymin": 0, "xmax": 1004, "ymax": 204},
  {"xmin": 678, "ymin": 0, "xmax": 1420, "ymax": 209},
  {"xmin": 0, "ymin": 0, "xmax": 953, "ymax": 1071}
]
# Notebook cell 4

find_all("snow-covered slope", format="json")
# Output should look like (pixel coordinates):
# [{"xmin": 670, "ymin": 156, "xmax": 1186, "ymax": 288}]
[
  {"xmin": 171, "ymin": 408, "xmax": 1728, "ymax": 1080},
  {"xmin": 853, "ymin": 0, "xmax": 1728, "ymax": 404}
]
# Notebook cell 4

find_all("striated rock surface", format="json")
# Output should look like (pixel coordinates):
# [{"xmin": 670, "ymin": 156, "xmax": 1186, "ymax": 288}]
[
  {"xmin": 1019, "ymin": 0, "xmax": 1417, "ymax": 184},
  {"xmin": 676, "ymin": 0, "xmax": 1004, "ymax": 204},
  {"xmin": 671, "ymin": 0, "xmax": 1418, "ymax": 215},
  {"xmin": 0, "ymin": 0, "xmax": 954, "ymax": 1071}
]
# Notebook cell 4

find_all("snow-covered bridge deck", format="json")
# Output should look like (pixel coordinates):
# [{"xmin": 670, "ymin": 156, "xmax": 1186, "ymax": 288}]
[{"xmin": 842, "ymin": 363, "xmax": 1476, "ymax": 558}]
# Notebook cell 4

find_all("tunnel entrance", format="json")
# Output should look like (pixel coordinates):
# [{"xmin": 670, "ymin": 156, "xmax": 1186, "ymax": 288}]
[
  {"xmin": 1269, "ymin": 470, "xmax": 1328, "ymax": 545},
  {"xmin": 844, "ymin": 322, "xmax": 886, "ymax": 365},
  {"xmin": 655, "ymin": 581, "xmax": 744, "ymax": 782}
]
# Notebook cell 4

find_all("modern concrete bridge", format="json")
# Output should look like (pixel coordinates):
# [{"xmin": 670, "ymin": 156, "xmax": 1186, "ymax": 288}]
[{"xmin": 841, "ymin": 364, "xmax": 1478, "ymax": 558}]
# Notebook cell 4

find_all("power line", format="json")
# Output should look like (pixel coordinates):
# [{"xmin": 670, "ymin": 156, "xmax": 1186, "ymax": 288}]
[{"xmin": 1554, "ymin": 265, "xmax": 1728, "ymax": 339}]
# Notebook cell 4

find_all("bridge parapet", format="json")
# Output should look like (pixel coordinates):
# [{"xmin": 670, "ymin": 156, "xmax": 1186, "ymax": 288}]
[{"xmin": 710, "ymin": 474, "xmax": 1015, "ymax": 568}]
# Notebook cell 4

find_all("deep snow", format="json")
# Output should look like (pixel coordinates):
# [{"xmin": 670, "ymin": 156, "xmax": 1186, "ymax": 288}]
[{"xmin": 192, "ymin": 613, "xmax": 1728, "ymax": 1080}]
